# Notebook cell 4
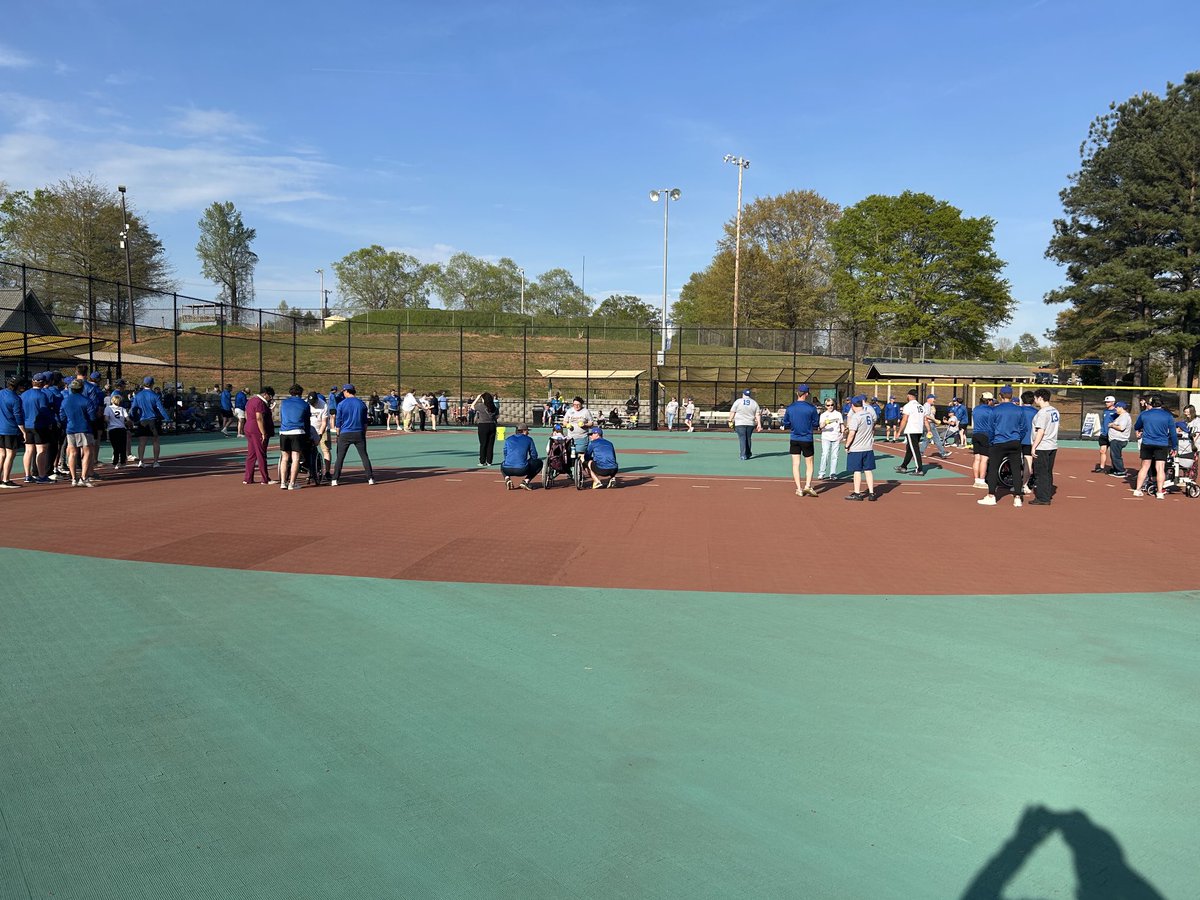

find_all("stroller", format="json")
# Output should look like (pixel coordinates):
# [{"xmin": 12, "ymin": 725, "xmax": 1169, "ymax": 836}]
[
  {"xmin": 543, "ymin": 432, "xmax": 574, "ymax": 488},
  {"xmin": 1160, "ymin": 426, "xmax": 1200, "ymax": 498}
]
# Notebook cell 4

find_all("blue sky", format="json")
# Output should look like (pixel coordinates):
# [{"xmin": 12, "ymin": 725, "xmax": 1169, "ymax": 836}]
[{"xmin": 1, "ymin": 1, "xmax": 1195, "ymax": 342}]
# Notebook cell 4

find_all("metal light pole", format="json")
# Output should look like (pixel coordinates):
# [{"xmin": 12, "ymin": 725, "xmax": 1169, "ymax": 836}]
[
  {"xmin": 649, "ymin": 188, "xmax": 681, "ymax": 360},
  {"xmin": 316, "ymin": 268, "xmax": 327, "ymax": 319},
  {"xmin": 723, "ymin": 155, "xmax": 749, "ymax": 350},
  {"xmin": 517, "ymin": 267, "xmax": 525, "ymax": 315},
  {"xmin": 117, "ymin": 185, "xmax": 137, "ymax": 342}
]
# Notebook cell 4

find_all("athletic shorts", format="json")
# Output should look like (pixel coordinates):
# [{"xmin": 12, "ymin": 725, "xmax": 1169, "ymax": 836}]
[
  {"xmin": 884, "ymin": 418, "xmax": 899, "ymax": 426},
  {"xmin": 591, "ymin": 464, "xmax": 618, "ymax": 477},
  {"xmin": 1098, "ymin": 435, "xmax": 1110, "ymax": 447},
  {"xmin": 234, "ymin": 409, "xmax": 246, "ymax": 420},
  {"xmin": 1140, "ymin": 445, "xmax": 1170, "ymax": 462},
  {"xmin": 280, "ymin": 434, "xmax": 306, "ymax": 453},
  {"xmin": 137, "ymin": 419, "xmax": 161, "ymax": 438},
  {"xmin": 65, "ymin": 432, "xmax": 95, "ymax": 448},
  {"xmin": 29, "ymin": 428, "xmax": 52, "ymax": 445},
  {"xmin": 846, "ymin": 450, "xmax": 876, "ymax": 472},
  {"xmin": 0, "ymin": 433, "xmax": 22, "ymax": 450},
  {"xmin": 789, "ymin": 440, "xmax": 815, "ymax": 457},
  {"xmin": 1021, "ymin": 444, "xmax": 1032, "ymax": 456},
  {"xmin": 972, "ymin": 435, "xmax": 990, "ymax": 455}
]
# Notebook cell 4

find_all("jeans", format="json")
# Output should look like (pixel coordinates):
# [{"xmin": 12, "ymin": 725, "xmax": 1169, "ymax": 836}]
[
  {"xmin": 819, "ymin": 438, "xmax": 840, "ymax": 477},
  {"xmin": 666, "ymin": 412, "xmax": 676, "ymax": 429},
  {"xmin": 1109, "ymin": 439, "xmax": 1127, "ymax": 475},
  {"xmin": 920, "ymin": 425, "xmax": 949, "ymax": 457},
  {"xmin": 1034, "ymin": 449, "xmax": 1056, "ymax": 502},
  {"xmin": 735, "ymin": 424, "xmax": 754, "ymax": 458}
]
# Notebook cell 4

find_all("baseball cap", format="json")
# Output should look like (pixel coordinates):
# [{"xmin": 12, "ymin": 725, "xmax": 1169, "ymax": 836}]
[
  {"xmin": 589, "ymin": 427, "xmax": 603, "ymax": 435},
  {"xmin": 1104, "ymin": 395, "xmax": 1116, "ymax": 403},
  {"xmin": 852, "ymin": 394, "xmax": 866, "ymax": 405},
  {"xmin": 143, "ymin": 376, "xmax": 154, "ymax": 385},
  {"xmin": 89, "ymin": 371, "xmax": 102, "ymax": 379},
  {"xmin": 1115, "ymin": 401, "xmax": 1127, "ymax": 409},
  {"xmin": 981, "ymin": 391, "xmax": 994, "ymax": 400},
  {"xmin": 342, "ymin": 383, "xmax": 355, "ymax": 392},
  {"xmin": 742, "ymin": 389, "xmax": 751, "ymax": 396},
  {"xmin": 926, "ymin": 394, "xmax": 937, "ymax": 401},
  {"xmin": 796, "ymin": 384, "xmax": 809, "ymax": 394},
  {"xmin": 952, "ymin": 397, "xmax": 961, "ymax": 402},
  {"xmin": 999, "ymin": 385, "xmax": 1013, "ymax": 395},
  {"xmin": 552, "ymin": 423, "xmax": 563, "ymax": 431}
]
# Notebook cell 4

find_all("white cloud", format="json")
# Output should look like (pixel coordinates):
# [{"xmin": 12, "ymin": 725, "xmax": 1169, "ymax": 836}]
[
  {"xmin": 0, "ymin": 92, "xmax": 62, "ymax": 129},
  {"xmin": 169, "ymin": 107, "xmax": 261, "ymax": 140},
  {"xmin": 0, "ymin": 44, "xmax": 34, "ymax": 68}
]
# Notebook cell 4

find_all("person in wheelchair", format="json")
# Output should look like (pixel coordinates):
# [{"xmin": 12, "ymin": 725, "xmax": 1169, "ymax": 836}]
[{"xmin": 584, "ymin": 427, "xmax": 619, "ymax": 489}]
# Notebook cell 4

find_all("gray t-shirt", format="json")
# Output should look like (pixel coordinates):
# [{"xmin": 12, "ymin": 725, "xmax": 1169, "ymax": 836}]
[
  {"xmin": 846, "ymin": 408, "xmax": 876, "ymax": 453},
  {"xmin": 729, "ymin": 396, "xmax": 760, "ymax": 426},
  {"xmin": 1032, "ymin": 405, "xmax": 1060, "ymax": 450}
]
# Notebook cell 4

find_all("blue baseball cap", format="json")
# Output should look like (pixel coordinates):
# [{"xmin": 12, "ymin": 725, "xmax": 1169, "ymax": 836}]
[
  {"xmin": 796, "ymin": 384, "xmax": 809, "ymax": 394},
  {"xmin": 589, "ymin": 427, "xmax": 603, "ymax": 435},
  {"xmin": 742, "ymin": 389, "xmax": 751, "ymax": 395},
  {"xmin": 853, "ymin": 394, "xmax": 867, "ymax": 405},
  {"xmin": 999, "ymin": 384, "xmax": 1013, "ymax": 395},
  {"xmin": 89, "ymin": 371, "xmax": 102, "ymax": 379},
  {"xmin": 342, "ymin": 383, "xmax": 355, "ymax": 392},
  {"xmin": 143, "ymin": 376, "xmax": 154, "ymax": 385}
]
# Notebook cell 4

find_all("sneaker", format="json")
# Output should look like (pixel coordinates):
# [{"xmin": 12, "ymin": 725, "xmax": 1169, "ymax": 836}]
[
  {"xmin": 1022, "ymin": 486, "xmax": 1032, "ymax": 495},
  {"xmin": 606, "ymin": 478, "xmax": 617, "ymax": 489},
  {"xmin": 1013, "ymin": 497, "xmax": 1022, "ymax": 508},
  {"xmin": 1133, "ymin": 489, "xmax": 1144, "ymax": 497},
  {"xmin": 1092, "ymin": 465, "xmax": 1103, "ymax": 473},
  {"xmin": 46, "ymin": 474, "xmax": 58, "ymax": 482},
  {"xmin": 1156, "ymin": 492, "xmax": 1166, "ymax": 500},
  {"xmin": 0, "ymin": 481, "xmax": 19, "ymax": 489},
  {"xmin": 504, "ymin": 477, "xmax": 514, "ymax": 490},
  {"xmin": 266, "ymin": 480, "xmax": 277, "ymax": 485},
  {"xmin": 867, "ymin": 492, "xmax": 877, "ymax": 502},
  {"xmin": 330, "ymin": 480, "xmax": 339, "ymax": 486},
  {"xmin": 137, "ymin": 460, "xmax": 144, "ymax": 468},
  {"xmin": 281, "ymin": 482, "xmax": 289, "ymax": 490},
  {"xmin": 896, "ymin": 467, "xmax": 909, "ymax": 474},
  {"xmin": 803, "ymin": 487, "xmax": 818, "ymax": 497},
  {"xmin": 592, "ymin": 481, "xmax": 602, "ymax": 489},
  {"xmin": 152, "ymin": 461, "xmax": 161, "ymax": 468},
  {"xmin": 81, "ymin": 480, "xmax": 96, "ymax": 488},
  {"xmin": 844, "ymin": 492, "xmax": 864, "ymax": 501},
  {"xmin": 35, "ymin": 476, "xmax": 51, "ymax": 484},
  {"xmin": 1109, "ymin": 471, "xmax": 1126, "ymax": 478},
  {"xmin": 973, "ymin": 479, "xmax": 987, "ymax": 488},
  {"xmin": 71, "ymin": 479, "xmax": 81, "ymax": 487},
  {"xmin": 23, "ymin": 476, "xmax": 34, "ymax": 483},
  {"xmin": 1028, "ymin": 499, "xmax": 1050, "ymax": 506},
  {"xmin": 977, "ymin": 495, "xmax": 997, "ymax": 506},
  {"xmin": 795, "ymin": 488, "xmax": 804, "ymax": 497},
  {"xmin": 520, "ymin": 481, "xmax": 533, "ymax": 491},
  {"xmin": 913, "ymin": 470, "xmax": 925, "ymax": 477},
  {"xmin": 367, "ymin": 478, "xmax": 375, "ymax": 485}
]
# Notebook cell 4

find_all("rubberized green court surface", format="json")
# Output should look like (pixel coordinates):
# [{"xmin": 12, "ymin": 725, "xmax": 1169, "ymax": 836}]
[{"xmin": 2, "ymin": 549, "xmax": 1194, "ymax": 898}]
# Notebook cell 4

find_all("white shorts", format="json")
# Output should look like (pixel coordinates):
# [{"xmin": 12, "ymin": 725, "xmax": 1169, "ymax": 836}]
[
  {"xmin": 66, "ymin": 432, "xmax": 96, "ymax": 449},
  {"xmin": 234, "ymin": 409, "xmax": 246, "ymax": 420}
]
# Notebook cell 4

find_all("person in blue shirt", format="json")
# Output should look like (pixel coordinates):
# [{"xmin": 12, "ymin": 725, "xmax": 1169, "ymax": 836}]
[
  {"xmin": 131, "ymin": 376, "xmax": 170, "ymax": 468},
  {"xmin": 979, "ymin": 385, "xmax": 1025, "ymax": 507},
  {"xmin": 883, "ymin": 396, "xmax": 902, "ymax": 442},
  {"xmin": 870, "ymin": 397, "xmax": 883, "ymax": 429},
  {"xmin": 218, "ymin": 383, "xmax": 234, "ymax": 435},
  {"xmin": 1133, "ymin": 395, "xmax": 1178, "ymax": 499},
  {"xmin": 385, "ymin": 389, "xmax": 401, "ymax": 431},
  {"xmin": 950, "ymin": 397, "xmax": 970, "ymax": 447},
  {"xmin": 20, "ymin": 373, "xmax": 54, "ymax": 482},
  {"xmin": 1094, "ymin": 395, "xmax": 1119, "ymax": 473},
  {"xmin": 781, "ymin": 384, "xmax": 821, "ymax": 497},
  {"xmin": 46, "ymin": 371, "xmax": 66, "ymax": 477},
  {"xmin": 234, "ymin": 388, "xmax": 249, "ymax": 436},
  {"xmin": 330, "ymin": 384, "xmax": 375, "ymax": 486},
  {"xmin": 277, "ymin": 384, "xmax": 312, "ymax": 490},
  {"xmin": 437, "ymin": 391, "xmax": 449, "ymax": 425},
  {"xmin": 500, "ymin": 423, "xmax": 543, "ymax": 490},
  {"xmin": 584, "ymin": 427, "xmax": 619, "ymax": 488},
  {"xmin": 970, "ymin": 392, "xmax": 995, "ymax": 488},
  {"xmin": 59, "ymin": 380, "xmax": 97, "ymax": 486},
  {"xmin": 0, "ymin": 375, "xmax": 25, "ymax": 488}
]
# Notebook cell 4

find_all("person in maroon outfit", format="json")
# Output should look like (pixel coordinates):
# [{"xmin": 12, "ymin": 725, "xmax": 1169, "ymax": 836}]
[{"xmin": 243, "ymin": 387, "xmax": 276, "ymax": 484}]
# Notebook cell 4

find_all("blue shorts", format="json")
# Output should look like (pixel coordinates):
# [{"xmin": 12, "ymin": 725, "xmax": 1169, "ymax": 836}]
[{"xmin": 847, "ymin": 450, "xmax": 876, "ymax": 472}]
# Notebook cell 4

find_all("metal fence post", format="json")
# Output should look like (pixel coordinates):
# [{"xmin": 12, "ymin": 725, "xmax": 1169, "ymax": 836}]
[
  {"xmin": 21, "ymin": 264, "xmax": 29, "ymax": 374},
  {"xmin": 458, "ymin": 325, "xmax": 464, "ymax": 416},
  {"xmin": 585, "ymin": 325, "xmax": 591, "ymax": 404},
  {"xmin": 292, "ymin": 314, "xmax": 297, "ymax": 385},
  {"xmin": 86, "ymin": 275, "xmax": 95, "ymax": 369},
  {"xmin": 172, "ymin": 293, "xmax": 179, "ymax": 392},
  {"xmin": 396, "ymin": 322, "xmax": 402, "ymax": 390},
  {"xmin": 346, "ymin": 317, "xmax": 352, "ymax": 383},
  {"xmin": 522, "ymin": 324, "xmax": 528, "ymax": 420},
  {"xmin": 257, "ymin": 309, "xmax": 264, "ymax": 388},
  {"xmin": 115, "ymin": 279, "xmax": 124, "ymax": 379}
]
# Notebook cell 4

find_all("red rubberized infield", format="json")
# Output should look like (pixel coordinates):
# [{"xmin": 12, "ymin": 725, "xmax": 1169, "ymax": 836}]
[{"xmin": 2, "ymin": 445, "xmax": 1194, "ymax": 595}]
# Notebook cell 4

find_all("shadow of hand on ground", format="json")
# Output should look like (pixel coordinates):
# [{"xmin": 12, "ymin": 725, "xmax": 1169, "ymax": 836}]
[{"xmin": 960, "ymin": 805, "xmax": 1165, "ymax": 900}]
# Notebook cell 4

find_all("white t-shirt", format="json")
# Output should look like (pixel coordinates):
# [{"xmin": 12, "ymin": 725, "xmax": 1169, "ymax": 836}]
[
  {"xmin": 1108, "ymin": 410, "xmax": 1131, "ymax": 442},
  {"xmin": 684, "ymin": 402, "xmax": 695, "ymax": 417},
  {"xmin": 666, "ymin": 400, "xmax": 679, "ymax": 415},
  {"xmin": 104, "ymin": 405, "xmax": 129, "ymax": 430},
  {"xmin": 562, "ymin": 406, "xmax": 593, "ymax": 438},
  {"xmin": 819, "ymin": 409, "xmax": 844, "ymax": 440},
  {"xmin": 401, "ymin": 392, "xmax": 418, "ymax": 413},
  {"xmin": 730, "ymin": 396, "xmax": 760, "ymax": 426},
  {"xmin": 901, "ymin": 400, "xmax": 924, "ymax": 434}
]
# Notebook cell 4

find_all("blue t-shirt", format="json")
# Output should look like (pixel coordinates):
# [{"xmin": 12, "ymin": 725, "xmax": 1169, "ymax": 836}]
[
  {"xmin": 279, "ymin": 396, "xmax": 310, "ymax": 432},
  {"xmin": 21, "ymin": 388, "xmax": 54, "ymax": 430},
  {"xmin": 585, "ymin": 437, "xmax": 617, "ymax": 469},
  {"xmin": 334, "ymin": 395, "xmax": 367, "ymax": 432},
  {"xmin": 1134, "ymin": 408, "xmax": 1177, "ymax": 449},
  {"xmin": 951, "ymin": 402, "xmax": 969, "ymax": 426},
  {"xmin": 59, "ymin": 391, "xmax": 92, "ymax": 434},
  {"xmin": 438, "ymin": 395, "xmax": 448, "ymax": 410},
  {"xmin": 219, "ymin": 389, "xmax": 232, "ymax": 411},
  {"xmin": 781, "ymin": 400, "xmax": 820, "ymax": 442},
  {"xmin": 386, "ymin": 394, "xmax": 400, "ymax": 411},
  {"xmin": 841, "ymin": 401, "xmax": 852, "ymax": 416},
  {"xmin": 1019, "ymin": 405, "xmax": 1037, "ymax": 445},
  {"xmin": 883, "ymin": 401, "xmax": 901, "ymax": 420},
  {"xmin": 972, "ymin": 403, "xmax": 995, "ymax": 440},
  {"xmin": 0, "ymin": 388, "xmax": 22, "ymax": 435},
  {"xmin": 1100, "ymin": 407, "xmax": 1118, "ymax": 432},
  {"xmin": 991, "ymin": 401, "xmax": 1025, "ymax": 444},
  {"xmin": 234, "ymin": 391, "xmax": 248, "ymax": 411},
  {"xmin": 502, "ymin": 433, "xmax": 539, "ymax": 468},
  {"xmin": 131, "ymin": 388, "xmax": 168, "ymax": 423}
]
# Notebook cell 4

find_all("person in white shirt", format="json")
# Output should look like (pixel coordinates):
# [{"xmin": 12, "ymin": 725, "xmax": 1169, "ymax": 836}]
[
  {"xmin": 684, "ymin": 397, "xmax": 696, "ymax": 432},
  {"xmin": 400, "ymin": 389, "xmax": 419, "ymax": 432},
  {"xmin": 1028, "ymin": 388, "xmax": 1060, "ymax": 505},
  {"xmin": 727, "ymin": 389, "xmax": 763, "ymax": 460},
  {"xmin": 896, "ymin": 389, "xmax": 926, "ymax": 476},
  {"xmin": 561, "ymin": 396, "xmax": 594, "ymax": 454},
  {"xmin": 665, "ymin": 397, "xmax": 679, "ymax": 431},
  {"xmin": 103, "ymin": 392, "xmax": 131, "ymax": 468},
  {"xmin": 817, "ymin": 397, "xmax": 845, "ymax": 479},
  {"xmin": 1106, "ymin": 401, "xmax": 1132, "ymax": 478},
  {"xmin": 307, "ymin": 392, "xmax": 330, "ymax": 484}
]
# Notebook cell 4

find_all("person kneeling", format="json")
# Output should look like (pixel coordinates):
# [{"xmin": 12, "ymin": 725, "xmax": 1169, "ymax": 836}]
[
  {"xmin": 501, "ymin": 423, "xmax": 543, "ymax": 490},
  {"xmin": 585, "ymin": 427, "xmax": 619, "ymax": 489}
]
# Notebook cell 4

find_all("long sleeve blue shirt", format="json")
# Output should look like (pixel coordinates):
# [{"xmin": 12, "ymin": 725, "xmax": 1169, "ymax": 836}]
[
  {"xmin": 334, "ymin": 396, "xmax": 367, "ymax": 432},
  {"xmin": 971, "ymin": 403, "xmax": 995, "ymax": 440},
  {"xmin": 502, "ymin": 433, "xmax": 539, "ymax": 468},
  {"xmin": 781, "ymin": 401, "xmax": 820, "ymax": 442},
  {"xmin": 0, "ymin": 388, "xmax": 21, "ymax": 435},
  {"xmin": 131, "ymin": 389, "xmax": 168, "ymax": 422},
  {"xmin": 59, "ymin": 392, "xmax": 92, "ymax": 434},
  {"xmin": 990, "ymin": 402, "xmax": 1025, "ymax": 444},
  {"xmin": 1134, "ymin": 408, "xmax": 1178, "ymax": 449}
]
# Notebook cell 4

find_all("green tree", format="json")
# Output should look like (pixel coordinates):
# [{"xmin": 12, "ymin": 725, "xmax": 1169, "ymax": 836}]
[
  {"xmin": 0, "ymin": 174, "xmax": 172, "ymax": 318},
  {"xmin": 433, "ymin": 253, "xmax": 522, "ymax": 311},
  {"xmin": 594, "ymin": 293, "xmax": 660, "ymax": 325},
  {"xmin": 830, "ymin": 191, "xmax": 1013, "ymax": 356},
  {"xmin": 196, "ymin": 201, "xmax": 257, "ymax": 322},
  {"xmin": 1046, "ymin": 71, "xmax": 1200, "ymax": 387},
  {"xmin": 331, "ymin": 245, "xmax": 433, "ymax": 311},
  {"xmin": 1016, "ymin": 332, "xmax": 1041, "ymax": 357},
  {"xmin": 526, "ymin": 268, "xmax": 591, "ymax": 317},
  {"xmin": 673, "ymin": 190, "xmax": 839, "ymax": 329}
]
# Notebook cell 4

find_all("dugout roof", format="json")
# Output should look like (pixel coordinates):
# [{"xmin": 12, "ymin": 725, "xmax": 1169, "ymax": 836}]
[
  {"xmin": 0, "ymin": 331, "xmax": 111, "ymax": 359},
  {"xmin": 864, "ymin": 362, "xmax": 1035, "ymax": 381}
]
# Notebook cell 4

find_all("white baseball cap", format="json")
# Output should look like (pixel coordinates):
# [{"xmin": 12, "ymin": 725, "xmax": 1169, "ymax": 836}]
[{"xmin": 1104, "ymin": 395, "xmax": 1116, "ymax": 403}]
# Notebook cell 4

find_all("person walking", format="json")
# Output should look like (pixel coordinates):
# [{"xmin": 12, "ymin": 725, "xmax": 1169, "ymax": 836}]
[
  {"xmin": 1027, "ymin": 388, "xmax": 1060, "ymax": 506},
  {"xmin": 919, "ymin": 394, "xmax": 953, "ymax": 459},
  {"xmin": 781, "ymin": 384, "xmax": 820, "ymax": 496},
  {"xmin": 234, "ymin": 387, "xmax": 248, "ymax": 437},
  {"xmin": 971, "ymin": 392, "xmax": 995, "ymax": 488},
  {"xmin": 684, "ymin": 397, "xmax": 696, "ymax": 432},
  {"xmin": 1133, "ymin": 395, "xmax": 1176, "ymax": 500},
  {"xmin": 896, "ymin": 389, "xmax": 926, "ymax": 476},
  {"xmin": 978, "ymin": 385, "xmax": 1024, "ymax": 507},
  {"xmin": 500, "ymin": 423, "xmax": 543, "ymax": 490},
  {"xmin": 218, "ymin": 383, "xmax": 234, "ymax": 434},
  {"xmin": 330, "ymin": 385, "xmax": 376, "ymax": 486},
  {"xmin": 817, "ymin": 396, "xmax": 844, "ymax": 479},
  {"xmin": 843, "ymin": 395, "xmax": 879, "ymax": 501},
  {"xmin": 728, "ymin": 389, "xmax": 763, "ymax": 460},
  {"xmin": 243, "ymin": 387, "xmax": 276, "ymax": 484},
  {"xmin": 1107, "ymin": 401, "xmax": 1132, "ymax": 480},
  {"xmin": 472, "ymin": 391, "xmax": 500, "ymax": 466},
  {"xmin": 131, "ymin": 376, "xmax": 170, "ymax": 468},
  {"xmin": 665, "ymin": 396, "xmax": 679, "ymax": 431},
  {"xmin": 104, "ymin": 392, "xmax": 131, "ymax": 469}
]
